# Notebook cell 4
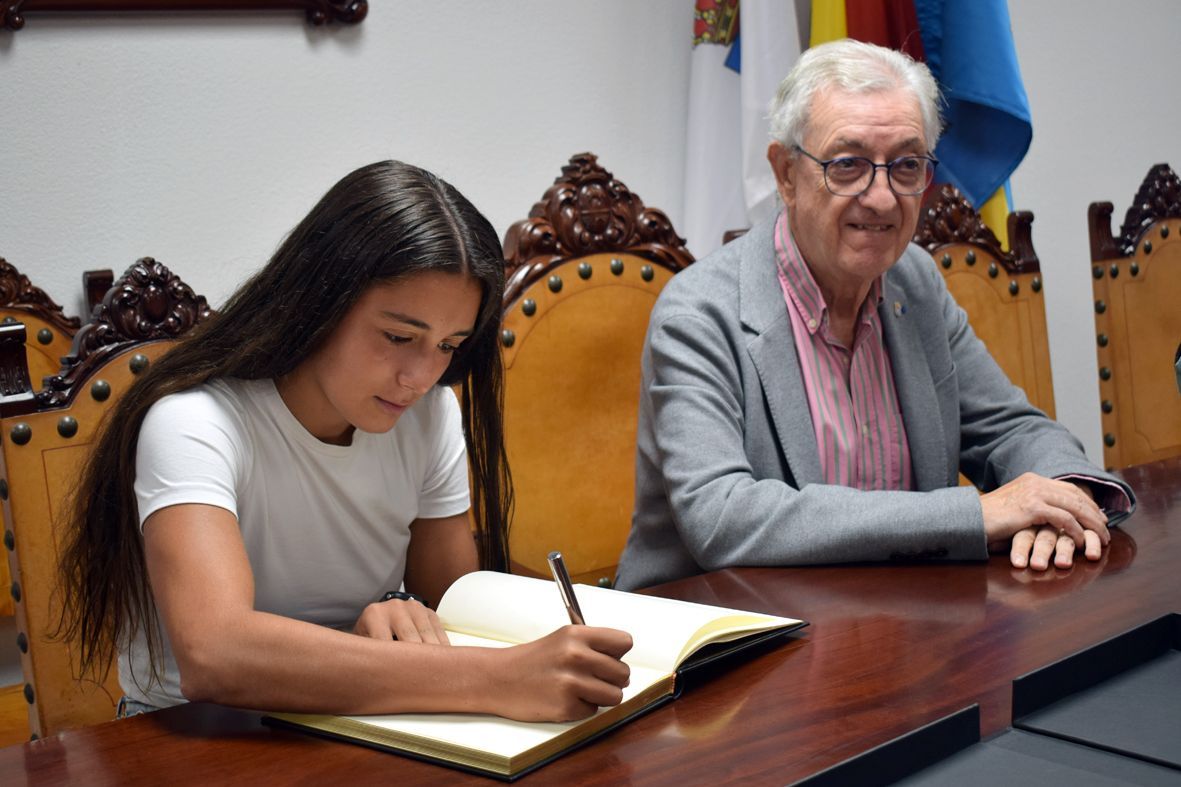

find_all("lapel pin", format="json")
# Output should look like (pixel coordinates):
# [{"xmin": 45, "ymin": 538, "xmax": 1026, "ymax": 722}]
[{"xmin": 893, "ymin": 301, "xmax": 907, "ymax": 317}]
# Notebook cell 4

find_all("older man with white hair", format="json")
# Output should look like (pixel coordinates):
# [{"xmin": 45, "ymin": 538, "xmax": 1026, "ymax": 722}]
[{"xmin": 615, "ymin": 39, "xmax": 1132, "ymax": 592}]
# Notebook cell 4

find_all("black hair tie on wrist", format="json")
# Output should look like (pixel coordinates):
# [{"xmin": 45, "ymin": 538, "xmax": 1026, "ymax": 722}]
[{"xmin": 382, "ymin": 590, "xmax": 427, "ymax": 606}]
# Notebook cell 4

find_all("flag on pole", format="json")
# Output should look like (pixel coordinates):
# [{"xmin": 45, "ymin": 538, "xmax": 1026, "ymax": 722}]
[
  {"xmin": 682, "ymin": 1, "xmax": 802, "ymax": 258},
  {"xmin": 683, "ymin": 1, "xmax": 744, "ymax": 259},
  {"xmin": 739, "ymin": 0, "xmax": 805, "ymax": 228},
  {"xmin": 913, "ymin": 0, "xmax": 1030, "ymax": 246}
]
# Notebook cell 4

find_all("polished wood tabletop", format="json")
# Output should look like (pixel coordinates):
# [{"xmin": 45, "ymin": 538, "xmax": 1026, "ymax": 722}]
[{"xmin": 3, "ymin": 458, "xmax": 1179, "ymax": 786}]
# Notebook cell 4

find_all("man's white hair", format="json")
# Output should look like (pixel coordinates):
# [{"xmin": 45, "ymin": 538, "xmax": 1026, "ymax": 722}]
[{"xmin": 768, "ymin": 39, "xmax": 943, "ymax": 152}]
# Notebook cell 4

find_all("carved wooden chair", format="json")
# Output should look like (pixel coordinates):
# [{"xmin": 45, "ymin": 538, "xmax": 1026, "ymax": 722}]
[
  {"xmin": 500, "ymin": 153, "xmax": 694, "ymax": 587},
  {"xmin": 0, "ymin": 258, "xmax": 211, "ymax": 738},
  {"xmin": 1089, "ymin": 163, "xmax": 1181, "ymax": 469},
  {"xmin": 915, "ymin": 184, "xmax": 1056, "ymax": 419},
  {"xmin": 0, "ymin": 261, "xmax": 113, "ymax": 618}
]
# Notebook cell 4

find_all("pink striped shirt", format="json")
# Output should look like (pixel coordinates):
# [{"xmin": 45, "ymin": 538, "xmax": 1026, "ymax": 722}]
[{"xmin": 774, "ymin": 211, "xmax": 913, "ymax": 490}]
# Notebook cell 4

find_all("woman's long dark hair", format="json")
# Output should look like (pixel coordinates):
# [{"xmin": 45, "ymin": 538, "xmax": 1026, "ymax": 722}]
[{"xmin": 58, "ymin": 160, "xmax": 512, "ymax": 681}]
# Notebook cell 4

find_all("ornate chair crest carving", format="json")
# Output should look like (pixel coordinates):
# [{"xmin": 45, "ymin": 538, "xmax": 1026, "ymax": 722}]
[
  {"xmin": 915, "ymin": 185, "xmax": 1040, "ymax": 274},
  {"xmin": 503, "ymin": 152, "xmax": 692, "ymax": 297},
  {"xmin": 0, "ymin": 258, "xmax": 80, "ymax": 335},
  {"xmin": 34, "ymin": 258, "xmax": 211, "ymax": 410}
]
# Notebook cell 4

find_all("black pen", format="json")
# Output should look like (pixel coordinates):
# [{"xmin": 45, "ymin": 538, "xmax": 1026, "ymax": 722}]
[{"xmin": 547, "ymin": 550, "xmax": 586, "ymax": 625}]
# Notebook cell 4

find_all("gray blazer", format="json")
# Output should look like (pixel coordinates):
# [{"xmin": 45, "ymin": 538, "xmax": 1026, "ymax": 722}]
[{"xmin": 615, "ymin": 218, "xmax": 1133, "ymax": 591}]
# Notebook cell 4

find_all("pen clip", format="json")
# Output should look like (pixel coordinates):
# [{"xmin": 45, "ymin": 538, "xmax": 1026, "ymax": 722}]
[{"xmin": 547, "ymin": 550, "xmax": 586, "ymax": 625}]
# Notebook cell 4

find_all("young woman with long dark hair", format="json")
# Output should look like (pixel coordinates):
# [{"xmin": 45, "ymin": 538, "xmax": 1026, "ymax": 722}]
[{"xmin": 58, "ymin": 160, "xmax": 631, "ymax": 722}]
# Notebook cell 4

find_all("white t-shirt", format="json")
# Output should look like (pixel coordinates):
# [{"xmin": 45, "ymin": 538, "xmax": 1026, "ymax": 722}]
[{"xmin": 119, "ymin": 377, "xmax": 470, "ymax": 707}]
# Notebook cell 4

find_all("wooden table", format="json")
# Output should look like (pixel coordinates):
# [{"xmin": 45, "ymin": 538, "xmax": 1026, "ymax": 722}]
[{"xmin": 4, "ymin": 459, "xmax": 1179, "ymax": 785}]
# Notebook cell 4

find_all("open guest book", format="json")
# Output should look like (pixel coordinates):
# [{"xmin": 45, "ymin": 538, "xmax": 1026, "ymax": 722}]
[{"xmin": 265, "ymin": 571, "xmax": 805, "ymax": 780}]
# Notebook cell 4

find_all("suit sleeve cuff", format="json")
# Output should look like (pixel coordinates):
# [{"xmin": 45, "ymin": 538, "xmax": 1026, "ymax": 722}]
[{"xmin": 1057, "ymin": 474, "xmax": 1133, "ymax": 514}]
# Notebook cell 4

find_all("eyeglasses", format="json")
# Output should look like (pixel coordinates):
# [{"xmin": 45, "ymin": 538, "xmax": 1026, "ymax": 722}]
[{"xmin": 793, "ymin": 146, "xmax": 939, "ymax": 197}]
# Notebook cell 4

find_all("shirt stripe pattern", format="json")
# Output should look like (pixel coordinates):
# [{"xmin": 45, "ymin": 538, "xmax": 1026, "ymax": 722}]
[{"xmin": 773, "ymin": 211, "xmax": 914, "ymax": 491}]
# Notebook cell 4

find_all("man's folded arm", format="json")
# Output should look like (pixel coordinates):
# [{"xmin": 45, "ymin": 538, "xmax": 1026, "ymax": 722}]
[{"xmin": 933, "ymin": 264, "xmax": 1136, "ymax": 512}]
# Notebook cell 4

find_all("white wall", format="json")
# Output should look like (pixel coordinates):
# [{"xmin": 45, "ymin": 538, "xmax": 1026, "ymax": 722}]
[
  {"xmin": 0, "ymin": 2, "xmax": 689, "ymax": 313},
  {"xmin": 1009, "ymin": 0, "xmax": 1181, "ymax": 462},
  {"xmin": 2, "ymin": 0, "xmax": 1176, "ymax": 460}
]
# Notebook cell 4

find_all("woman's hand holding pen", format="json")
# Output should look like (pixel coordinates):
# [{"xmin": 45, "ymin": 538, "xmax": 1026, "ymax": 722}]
[
  {"xmin": 485, "ymin": 626, "xmax": 633, "ymax": 722},
  {"xmin": 353, "ymin": 598, "xmax": 632, "ymax": 722},
  {"xmin": 353, "ymin": 596, "xmax": 451, "ymax": 644}
]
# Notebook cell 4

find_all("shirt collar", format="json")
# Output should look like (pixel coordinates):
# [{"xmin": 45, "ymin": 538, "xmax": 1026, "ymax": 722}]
[{"xmin": 773, "ymin": 209, "xmax": 885, "ymax": 336}]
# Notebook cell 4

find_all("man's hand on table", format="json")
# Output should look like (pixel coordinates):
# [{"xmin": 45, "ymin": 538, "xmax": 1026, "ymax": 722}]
[{"xmin": 981, "ymin": 474, "xmax": 1109, "ymax": 570}]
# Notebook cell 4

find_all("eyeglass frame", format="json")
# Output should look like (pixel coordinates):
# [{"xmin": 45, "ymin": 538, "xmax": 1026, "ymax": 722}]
[{"xmin": 792, "ymin": 145, "xmax": 939, "ymax": 197}]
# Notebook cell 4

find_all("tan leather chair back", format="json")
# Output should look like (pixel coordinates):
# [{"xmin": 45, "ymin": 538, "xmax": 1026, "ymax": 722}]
[
  {"xmin": 0, "ymin": 259, "xmax": 210, "ymax": 738},
  {"xmin": 1089, "ymin": 163, "xmax": 1181, "ymax": 469},
  {"xmin": 500, "ymin": 154, "xmax": 693, "ymax": 586},
  {"xmin": 916, "ymin": 185, "xmax": 1056, "ymax": 419},
  {"xmin": 0, "ymin": 262, "xmax": 112, "ymax": 618}
]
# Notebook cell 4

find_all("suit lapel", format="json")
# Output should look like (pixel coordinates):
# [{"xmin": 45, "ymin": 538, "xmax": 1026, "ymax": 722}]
[
  {"xmin": 879, "ymin": 276, "xmax": 947, "ymax": 491},
  {"xmin": 739, "ymin": 221, "xmax": 823, "ymax": 486}
]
